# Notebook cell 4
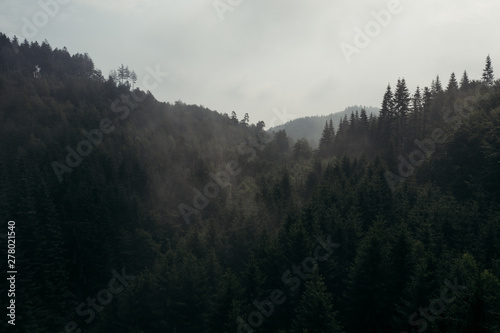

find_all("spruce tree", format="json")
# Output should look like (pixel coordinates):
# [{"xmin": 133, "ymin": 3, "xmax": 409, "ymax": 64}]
[
  {"xmin": 344, "ymin": 221, "xmax": 393, "ymax": 333},
  {"xmin": 378, "ymin": 84, "xmax": 394, "ymax": 144},
  {"xmin": 240, "ymin": 113, "xmax": 249, "ymax": 126},
  {"xmin": 447, "ymin": 72, "xmax": 459, "ymax": 91},
  {"xmin": 359, "ymin": 108, "xmax": 369, "ymax": 134},
  {"xmin": 230, "ymin": 111, "xmax": 238, "ymax": 124},
  {"xmin": 318, "ymin": 120, "xmax": 334, "ymax": 156},
  {"xmin": 394, "ymin": 78, "xmax": 411, "ymax": 118},
  {"xmin": 380, "ymin": 84, "xmax": 395, "ymax": 119},
  {"xmin": 411, "ymin": 86, "xmax": 423, "ymax": 138},
  {"xmin": 431, "ymin": 75, "xmax": 443, "ymax": 94},
  {"xmin": 394, "ymin": 78, "xmax": 411, "ymax": 152},
  {"xmin": 292, "ymin": 273, "xmax": 344, "ymax": 333},
  {"xmin": 422, "ymin": 86, "xmax": 432, "ymax": 135},
  {"xmin": 207, "ymin": 270, "xmax": 244, "ymax": 333},
  {"xmin": 460, "ymin": 70, "xmax": 470, "ymax": 90},
  {"xmin": 482, "ymin": 55, "xmax": 494, "ymax": 86},
  {"xmin": 435, "ymin": 75, "xmax": 443, "ymax": 92}
]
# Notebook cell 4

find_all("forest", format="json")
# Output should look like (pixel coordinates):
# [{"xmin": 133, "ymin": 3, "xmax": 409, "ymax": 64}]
[
  {"xmin": 267, "ymin": 105, "xmax": 380, "ymax": 149},
  {"xmin": 1, "ymin": 33, "xmax": 500, "ymax": 333}
]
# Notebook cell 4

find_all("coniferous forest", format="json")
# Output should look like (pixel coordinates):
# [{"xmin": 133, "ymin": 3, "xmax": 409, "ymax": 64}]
[{"xmin": 1, "ymin": 33, "xmax": 500, "ymax": 333}]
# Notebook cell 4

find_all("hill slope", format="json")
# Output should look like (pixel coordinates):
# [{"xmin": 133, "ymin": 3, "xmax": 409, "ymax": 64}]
[
  {"xmin": 1, "ymin": 33, "xmax": 500, "ymax": 333},
  {"xmin": 268, "ymin": 105, "xmax": 379, "ymax": 147}
]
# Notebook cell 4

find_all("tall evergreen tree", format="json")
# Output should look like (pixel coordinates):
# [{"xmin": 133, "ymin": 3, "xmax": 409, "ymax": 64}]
[
  {"xmin": 118, "ymin": 64, "xmax": 127, "ymax": 85},
  {"xmin": 130, "ymin": 70, "xmax": 137, "ymax": 88},
  {"xmin": 460, "ymin": 70, "xmax": 470, "ymax": 90},
  {"xmin": 422, "ymin": 86, "xmax": 432, "ymax": 135},
  {"xmin": 411, "ymin": 86, "xmax": 423, "ymax": 138},
  {"xmin": 378, "ymin": 84, "xmax": 394, "ymax": 144},
  {"xmin": 447, "ymin": 72, "xmax": 459, "ymax": 92},
  {"xmin": 319, "ymin": 120, "xmax": 335, "ymax": 156},
  {"xmin": 359, "ymin": 108, "xmax": 369, "ymax": 134},
  {"xmin": 344, "ymin": 221, "xmax": 393, "ymax": 333},
  {"xmin": 240, "ymin": 113, "xmax": 250, "ymax": 126},
  {"xmin": 431, "ymin": 75, "xmax": 443, "ymax": 94},
  {"xmin": 380, "ymin": 84, "xmax": 395, "ymax": 119},
  {"xmin": 292, "ymin": 273, "xmax": 344, "ymax": 333},
  {"xmin": 394, "ymin": 78, "xmax": 411, "ymax": 118},
  {"xmin": 394, "ymin": 78, "xmax": 411, "ymax": 152},
  {"xmin": 482, "ymin": 55, "xmax": 494, "ymax": 86},
  {"xmin": 230, "ymin": 111, "xmax": 238, "ymax": 124}
]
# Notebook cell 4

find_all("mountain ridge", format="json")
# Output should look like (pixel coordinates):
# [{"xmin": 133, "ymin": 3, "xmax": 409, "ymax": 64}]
[{"xmin": 268, "ymin": 105, "xmax": 380, "ymax": 147}]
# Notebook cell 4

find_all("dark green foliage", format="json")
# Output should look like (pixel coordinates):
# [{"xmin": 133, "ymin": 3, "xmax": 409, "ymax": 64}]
[
  {"xmin": 268, "ymin": 106, "xmax": 379, "ymax": 148},
  {"xmin": 1, "ymin": 33, "xmax": 499, "ymax": 333},
  {"xmin": 448, "ymin": 72, "xmax": 459, "ymax": 92},
  {"xmin": 483, "ymin": 55, "xmax": 494, "ymax": 87},
  {"xmin": 292, "ymin": 273, "xmax": 344, "ymax": 333}
]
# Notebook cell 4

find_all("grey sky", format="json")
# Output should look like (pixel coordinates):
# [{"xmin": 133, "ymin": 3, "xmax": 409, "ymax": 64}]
[{"xmin": 1, "ymin": 0, "xmax": 499, "ymax": 127}]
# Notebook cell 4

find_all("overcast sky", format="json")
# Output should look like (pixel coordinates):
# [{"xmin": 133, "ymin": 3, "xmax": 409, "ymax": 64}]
[{"xmin": 1, "ymin": 0, "xmax": 499, "ymax": 127}]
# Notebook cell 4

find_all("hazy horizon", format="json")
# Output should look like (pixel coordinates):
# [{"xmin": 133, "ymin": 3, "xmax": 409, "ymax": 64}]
[{"xmin": 1, "ymin": 0, "xmax": 499, "ymax": 127}]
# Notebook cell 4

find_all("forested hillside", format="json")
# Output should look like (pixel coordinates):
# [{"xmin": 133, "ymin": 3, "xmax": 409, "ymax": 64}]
[
  {"xmin": 1, "ymin": 33, "xmax": 500, "ymax": 333},
  {"xmin": 267, "ymin": 106, "xmax": 380, "ymax": 148}
]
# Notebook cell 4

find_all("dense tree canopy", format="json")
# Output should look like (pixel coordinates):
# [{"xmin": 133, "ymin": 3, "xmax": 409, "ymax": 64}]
[{"xmin": 1, "ymin": 33, "xmax": 500, "ymax": 332}]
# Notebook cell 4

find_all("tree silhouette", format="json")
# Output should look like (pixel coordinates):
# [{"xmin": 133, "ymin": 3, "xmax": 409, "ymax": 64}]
[{"xmin": 482, "ymin": 55, "xmax": 494, "ymax": 86}]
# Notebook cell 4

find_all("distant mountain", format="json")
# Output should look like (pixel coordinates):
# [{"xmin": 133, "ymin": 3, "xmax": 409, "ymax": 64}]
[{"xmin": 267, "ymin": 106, "xmax": 379, "ymax": 148}]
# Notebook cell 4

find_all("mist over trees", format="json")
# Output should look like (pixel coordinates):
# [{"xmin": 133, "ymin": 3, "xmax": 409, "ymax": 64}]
[{"xmin": 1, "ymin": 34, "xmax": 500, "ymax": 333}]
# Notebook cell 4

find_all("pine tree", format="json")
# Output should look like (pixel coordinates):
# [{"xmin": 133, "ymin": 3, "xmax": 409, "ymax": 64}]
[
  {"xmin": 482, "ymin": 55, "xmax": 494, "ymax": 86},
  {"xmin": 378, "ymin": 84, "xmax": 394, "ymax": 144},
  {"xmin": 118, "ymin": 64, "xmax": 127, "ymax": 85},
  {"xmin": 359, "ymin": 108, "xmax": 369, "ymax": 134},
  {"xmin": 394, "ymin": 78, "xmax": 411, "ymax": 152},
  {"xmin": 207, "ymin": 270, "xmax": 244, "ymax": 333},
  {"xmin": 437, "ymin": 254, "xmax": 500, "ymax": 333},
  {"xmin": 242, "ymin": 253, "xmax": 267, "ymax": 304},
  {"xmin": 460, "ymin": 70, "xmax": 470, "ymax": 90},
  {"xmin": 240, "ymin": 113, "xmax": 249, "ymax": 126},
  {"xmin": 381, "ymin": 85, "xmax": 394, "ymax": 119},
  {"xmin": 293, "ymin": 138, "xmax": 313, "ymax": 160},
  {"xmin": 230, "ymin": 111, "xmax": 238, "ymax": 124},
  {"xmin": 124, "ymin": 65, "xmax": 130, "ymax": 82},
  {"xmin": 256, "ymin": 120, "xmax": 266, "ymax": 131},
  {"xmin": 388, "ymin": 224, "xmax": 416, "ymax": 307},
  {"xmin": 435, "ymin": 75, "xmax": 443, "ymax": 92},
  {"xmin": 348, "ymin": 112, "xmax": 356, "ymax": 135},
  {"xmin": 292, "ymin": 273, "xmax": 344, "ymax": 333},
  {"xmin": 344, "ymin": 221, "xmax": 393, "ymax": 333},
  {"xmin": 447, "ymin": 72, "xmax": 459, "ymax": 92},
  {"xmin": 394, "ymin": 78, "xmax": 411, "ymax": 118},
  {"xmin": 422, "ymin": 86, "xmax": 432, "ymax": 135},
  {"xmin": 318, "ymin": 120, "xmax": 334, "ymax": 157},
  {"xmin": 110, "ymin": 69, "xmax": 118, "ymax": 82},
  {"xmin": 411, "ymin": 86, "xmax": 423, "ymax": 138},
  {"xmin": 431, "ymin": 75, "xmax": 443, "ymax": 94},
  {"xmin": 33, "ymin": 179, "xmax": 74, "ymax": 330},
  {"xmin": 130, "ymin": 70, "xmax": 137, "ymax": 88}
]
